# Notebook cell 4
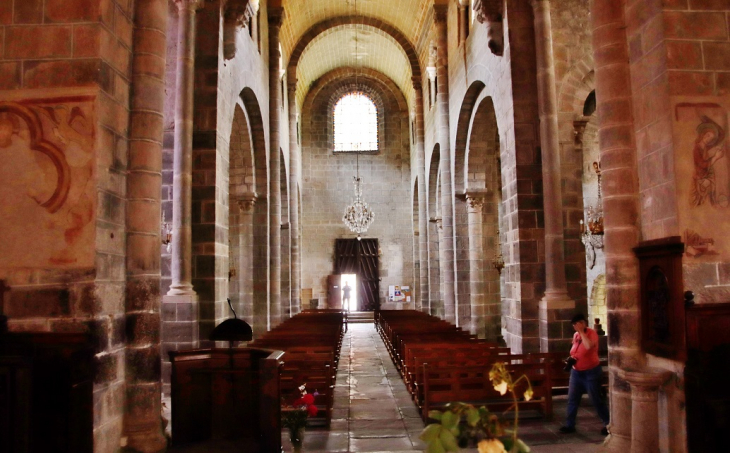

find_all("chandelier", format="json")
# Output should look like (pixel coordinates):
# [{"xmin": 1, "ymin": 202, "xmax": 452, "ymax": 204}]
[
  {"xmin": 341, "ymin": 0, "xmax": 374, "ymax": 238},
  {"xmin": 343, "ymin": 152, "xmax": 374, "ymax": 237},
  {"xmin": 580, "ymin": 161, "xmax": 604, "ymax": 268}
]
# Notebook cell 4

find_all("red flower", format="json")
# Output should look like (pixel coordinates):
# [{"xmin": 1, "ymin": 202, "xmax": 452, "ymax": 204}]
[{"xmin": 307, "ymin": 404, "xmax": 318, "ymax": 417}]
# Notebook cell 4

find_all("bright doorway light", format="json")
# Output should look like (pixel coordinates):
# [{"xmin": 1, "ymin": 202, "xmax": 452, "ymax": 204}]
[{"xmin": 340, "ymin": 274, "xmax": 357, "ymax": 312}]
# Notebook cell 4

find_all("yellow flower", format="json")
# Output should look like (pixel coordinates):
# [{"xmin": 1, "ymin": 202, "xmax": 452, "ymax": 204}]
[
  {"xmin": 494, "ymin": 381, "xmax": 508, "ymax": 395},
  {"xmin": 478, "ymin": 439, "xmax": 507, "ymax": 453},
  {"xmin": 524, "ymin": 387, "xmax": 534, "ymax": 401}
]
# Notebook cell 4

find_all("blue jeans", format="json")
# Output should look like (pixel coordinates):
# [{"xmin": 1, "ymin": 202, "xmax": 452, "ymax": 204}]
[{"xmin": 565, "ymin": 365, "xmax": 610, "ymax": 428}]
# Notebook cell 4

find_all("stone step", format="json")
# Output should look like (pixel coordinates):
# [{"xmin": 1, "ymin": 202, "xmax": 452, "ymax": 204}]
[{"xmin": 347, "ymin": 311, "xmax": 374, "ymax": 323}]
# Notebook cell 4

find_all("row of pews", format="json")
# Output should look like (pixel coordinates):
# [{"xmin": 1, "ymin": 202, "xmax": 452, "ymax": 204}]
[
  {"xmin": 168, "ymin": 309, "xmax": 345, "ymax": 452},
  {"xmin": 375, "ymin": 310, "xmax": 607, "ymax": 421},
  {"xmin": 250, "ymin": 309, "xmax": 346, "ymax": 427}
]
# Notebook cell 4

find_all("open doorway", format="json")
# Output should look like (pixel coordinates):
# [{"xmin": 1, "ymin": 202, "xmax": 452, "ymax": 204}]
[{"xmin": 340, "ymin": 274, "xmax": 358, "ymax": 312}]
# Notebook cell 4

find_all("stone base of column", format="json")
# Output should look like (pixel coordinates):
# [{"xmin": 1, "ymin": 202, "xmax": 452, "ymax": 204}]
[
  {"xmin": 123, "ymin": 426, "xmax": 167, "ymax": 453},
  {"xmin": 538, "ymin": 291, "xmax": 575, "ymax": 352},
  {"xmin": 162, "ymin": 294, "xmax": 199, "ymax": 347},
  {"xmin": 617, "ymin": 367, "xmax": 672, "ymax": 453},
  {"xmin": 604, "ymin": 388, "xmax": 632, "ymax": 452}
]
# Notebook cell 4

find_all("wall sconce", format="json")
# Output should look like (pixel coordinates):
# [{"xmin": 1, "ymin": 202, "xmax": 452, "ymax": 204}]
[
  {"xmin": 161, "ymin": 211, "xmax": 172, "ymax": 253},
  {"xmin": 580, "ymin": 161, "xmax": 604, "ymax": 269}
]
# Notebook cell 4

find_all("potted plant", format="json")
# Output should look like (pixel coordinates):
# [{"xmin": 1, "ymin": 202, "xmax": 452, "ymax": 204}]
[{"xmin": 419, "ymin": 363, "xmax": 533, "ymax": 453}]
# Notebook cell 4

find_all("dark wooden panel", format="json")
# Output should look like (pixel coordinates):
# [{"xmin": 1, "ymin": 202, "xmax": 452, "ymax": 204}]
[{"xmin": 334, "ymin": 239, "xmax": 380, "ymax": 311}]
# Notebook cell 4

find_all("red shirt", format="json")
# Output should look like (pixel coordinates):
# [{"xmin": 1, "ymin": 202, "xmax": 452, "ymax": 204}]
[{"xmin": 570, "ymin": 328, "xmax": 600, "ymax": 371}]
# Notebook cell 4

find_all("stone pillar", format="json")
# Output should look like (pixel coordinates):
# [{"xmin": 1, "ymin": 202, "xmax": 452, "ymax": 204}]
[
  {"xmin": 268, "ymin": 6, "xmax": 285, "ymax": 328},
  {"xmin": 124, "ymin": 0, "xmax": 169, "ymax": 450},
  {"xmin": 591, "ymin": 0, "xmax": 642, "ymax": 450},
  {"xmin": 237, "ymin": 193, "xmax": 257, "ymax": 324},
  {"xmin": 434, "ymin": 5, "xmax": 457, "ymax": 326},
  {"xmin": 287, "ymin": 79, "xmax": 302, "ymax": 315},
  {"xmin": 413, "ymin": 77, "xmax": 430, "ymax": 314},
  {"xmin": 466, "ymin": 190, "xmax": 487, "ymax": 337},
  {"xmin": 530, "ymin": 0, "xmax": 575, "ymax": 352},
  {"xmin": 618, "ymin": 369, "xmax": 672, "ymax": 453},
  {"xmin": 428, "ymin": 216, "xmax": 442, "ymax": 316},
  {"xmin": 167, "ymin": 0, "xmax": 202, "ymax": 299}
]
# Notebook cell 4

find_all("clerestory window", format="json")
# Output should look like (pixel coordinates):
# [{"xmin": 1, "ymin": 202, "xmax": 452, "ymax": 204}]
[{"xmin": 333, "ymin": 92, "xmax": 378, "ymax": 152}]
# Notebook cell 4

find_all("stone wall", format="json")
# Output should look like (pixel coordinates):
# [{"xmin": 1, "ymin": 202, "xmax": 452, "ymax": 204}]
[
  {"xmin": 0, "ymin": 0, "xmax": 138, "ymax": 450},
  {"xmin": 301, "ymin": 69, "xmax": 413, "ymax": 307}
]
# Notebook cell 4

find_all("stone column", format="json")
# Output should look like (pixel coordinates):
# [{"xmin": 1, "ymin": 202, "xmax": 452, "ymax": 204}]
[
  {"xmin": 530, "ymin": 0, "xmax": 575, "ymax": 352},
  {"xmin": 287, "ymin": 79, "xmax": 302, "ymax": 315},
  {"xmin": 618, "ymin": 369, "xmax": 672, "ymax": 453},
  {"xmin": 268, "ymin": 6, "xmax": 285, "ymax": 328},
  {"xmin": 413, "ymin": 77, "xmax": 430, "ymax": 314},
  {"xmin": 428, "ymin": 216, "xmax": 442, "ymax": 316},
  {"xmin": 466, "ymin": 190, "xmax": 488, "ymax": 338},
  {"xmin": 434, "ymin": 5, "xmax": 458, "ymax": 326},
  {"xmin": 237, "ymin": 193, "xmax": 257, "ymax": 324},
  {"xmin": 124, "ymin": 0, "xmax": 169, "ymax": 450},
  {"xmin": 167, "ymin": 0, "xmax": 202, "ymax": 298},
  {"xmin": 591, "ymin": 0, "xmax": 642, "ymax": 450}
]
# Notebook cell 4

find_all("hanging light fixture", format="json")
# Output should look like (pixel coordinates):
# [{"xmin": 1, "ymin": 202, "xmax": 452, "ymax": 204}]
[
  {"xmin": 343, "ymin": 152, "xmax": 375, "ymax": 238},
  {"xmin": 580, "ymin": 161, "xmax": 604, "ymax": 269},
  {"xmin": 342, "ymin": 0, "xmax": 374, "ymax": 238}
]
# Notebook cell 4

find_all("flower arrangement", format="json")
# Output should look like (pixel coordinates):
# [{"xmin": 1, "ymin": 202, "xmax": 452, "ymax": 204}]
[
  {"xmin": 419, "ymin": 362, "xmax": 533, "ymax": 453},
  {"xmin": 282, "ymin": 384, "xmax": 319, "ymax": 452}
]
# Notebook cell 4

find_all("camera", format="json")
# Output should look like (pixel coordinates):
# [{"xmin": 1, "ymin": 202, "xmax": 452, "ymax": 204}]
[{"xmin": 563, "ymin": 356, "xmax": 577, "ymax": 372}]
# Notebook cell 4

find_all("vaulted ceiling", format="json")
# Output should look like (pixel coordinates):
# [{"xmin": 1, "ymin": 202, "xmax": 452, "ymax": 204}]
[{"xmin": 279, "ymin": 0, "xmax": 433, "ymax": 109}]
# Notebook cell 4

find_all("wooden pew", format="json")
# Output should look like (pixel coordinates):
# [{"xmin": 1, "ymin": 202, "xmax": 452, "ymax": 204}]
[{"xmin": 421, "ymin": 361, "xmax": 553, "ymax": 421}]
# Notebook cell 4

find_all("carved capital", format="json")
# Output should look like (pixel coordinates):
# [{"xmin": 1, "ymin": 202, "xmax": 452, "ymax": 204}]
[
  {"xmin": 268, "ymin": 6, "xmax": 285, "ymax": 28},
  {"xmin": 174, "ymin": 0, "xmax": 205, "ymax": 12},
  {"xmin": 236, "ymin": 192, "xmax": 258, "ymax": 212},
  {"xmin": 433, "ymin": 4, "xmax": 448, "ymax": 24},
  {"xmin": 473, "ymin": 0, "xmax": 503, "ymax": 23},
  {"xmin": 465, "ymin": 190, "xmax": 488, "ymax": 211},
  {"xmin": 426, "ymin": 66, "xmax": 437, "ymax": 83},
  {"xmin": 573, "ymin": 119, "xmax": 589, "ymax": 150}
]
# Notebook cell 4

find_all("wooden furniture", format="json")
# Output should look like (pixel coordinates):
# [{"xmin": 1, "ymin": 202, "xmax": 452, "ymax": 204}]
[
  {"xmin": 684, "ymin": 300, "xmax": 730, "ymax": 453},
  {"xmin": 633, "ymin": 236, "xmax": 686, "ymax": 360},
  {"xmin": 168, "ymin": 347, "xmax": 284, "ymax": 452},
  {"xmin": 0, "ymin": 332, "xmax": 94, "ymax": 453},
  {"xmin": 248, "ymin": 310, "xmax": 344, "ymax": 427}
]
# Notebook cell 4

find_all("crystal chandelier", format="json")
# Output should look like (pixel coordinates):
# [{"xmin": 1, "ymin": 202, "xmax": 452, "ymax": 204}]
[
  {"xmin": 343, "ymin": 152, "xmax": 374, "ymax": 237},
  {"xmin": 341, "ymin": 0, "xmax": 374, "ymax": 238},
  {"xmin": 580, "ymin": 161, "xmax": 604, "ymax": 269}
]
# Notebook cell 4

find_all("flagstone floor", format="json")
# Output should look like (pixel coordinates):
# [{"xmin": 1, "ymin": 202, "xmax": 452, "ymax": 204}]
[{"xmin": 281, "ymin": 323, "xmax": 609, "ymax": 453}]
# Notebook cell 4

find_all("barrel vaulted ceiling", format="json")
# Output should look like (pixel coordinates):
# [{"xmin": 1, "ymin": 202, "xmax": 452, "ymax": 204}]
[{"xmin": 279, "ymin": 0, "xmax": 433, "ymax": 109}]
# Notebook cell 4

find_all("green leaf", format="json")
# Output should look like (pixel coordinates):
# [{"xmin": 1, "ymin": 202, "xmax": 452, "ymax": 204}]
[
  {"xmin": 426, "ymin": 439, "xmax": 446, "ymax": 453},
  {"xmin": 441, "ymin": 410, "xmax": 459, "ymax": 430},
  {"xmin": 466, "ymin": 407, "xmax": 480, "ymax": 427},
  {"xmin": 428, "ymin": 410, "xmax": 443, "ymax": 421},
  {"xmin": 439, "ymin": 429, "xmax": 460, "ymax": 452},
  {"xmin": 420, "ymin": 424, "xmax": 442, "ymax": 442},
  {"xmin": 514, "ymin": 439, "xmax": 531, "ymax": 453}
]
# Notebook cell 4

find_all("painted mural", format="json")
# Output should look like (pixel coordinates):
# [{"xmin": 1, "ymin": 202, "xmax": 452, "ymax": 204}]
[{"xmin": 0, "ymin": 99, "xmax": 95, "ymax": 268}]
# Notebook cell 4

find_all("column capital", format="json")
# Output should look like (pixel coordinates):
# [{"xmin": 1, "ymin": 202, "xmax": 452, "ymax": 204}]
[
  {"xmin": 268, "ymin": 6, "xmax": 285, "ymax": 27},
  {"xmin": 174, "ymin": 0, "xmax": 205, "ymax": 12},
  {"xmin": 426, "ymin": 66, "xmax": 437, "ymax": 82},
  {"xmin": 473, "ymin": 0, "xmax": 503, "ymax": 24},
  {"xmin": 224, "ymin": 0, "xmax": 256, "ymax": 27},
  {"xmin": 529, "ymin": 0, "xmax": 551, "ymax": 11},
  {"xmin": 433, "ymin": 3, "xmax": 448, "ymax": 23},
  {"xmin": 236, "ymin": 192, "xmax": 258, "ymax": 212},
  {"xmin": 465, "ymin": 188, "xmax": 489, "ymax": 211}
]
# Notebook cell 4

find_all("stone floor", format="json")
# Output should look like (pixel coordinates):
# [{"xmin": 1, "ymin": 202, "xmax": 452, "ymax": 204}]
[{"xmin": 280, "ymin": 323, "xmax": 609, "ymax": 453}]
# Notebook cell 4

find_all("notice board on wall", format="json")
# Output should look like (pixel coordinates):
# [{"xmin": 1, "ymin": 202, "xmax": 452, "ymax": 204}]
[{"xmin": 388, "ymin": 285, "xmax": 411, "ymax": 302}]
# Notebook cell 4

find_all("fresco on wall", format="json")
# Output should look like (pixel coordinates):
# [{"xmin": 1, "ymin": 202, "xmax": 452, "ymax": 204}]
[
  {"xmin": 675, "ymin": 101, "xmax": 729, "ymax": 262},
  {"xmin": 0, "ymin": 99, "xmax": 95, "ymax": 268}
]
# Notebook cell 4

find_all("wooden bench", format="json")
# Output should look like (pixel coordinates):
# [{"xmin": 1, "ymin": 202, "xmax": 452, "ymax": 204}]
[{"xmin": 421, "ymin": 361, "xmax": 553, "ymax": 421}]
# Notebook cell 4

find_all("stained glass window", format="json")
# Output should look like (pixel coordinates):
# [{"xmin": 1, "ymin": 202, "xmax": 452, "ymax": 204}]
[{"xmin": 334, "ymin": 92, "xmax": 378, "ymax": 152}]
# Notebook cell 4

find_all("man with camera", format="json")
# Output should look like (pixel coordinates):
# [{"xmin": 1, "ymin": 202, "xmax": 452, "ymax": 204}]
[{"xmin": 559, "ymin": 313, "xmax": 610, "ymax": 436}]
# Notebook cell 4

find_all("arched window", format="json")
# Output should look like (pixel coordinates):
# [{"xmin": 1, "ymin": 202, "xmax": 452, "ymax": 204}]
[{"xmin": 333, "ymin": 92, "xmax": 378, "ymax": 152}]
